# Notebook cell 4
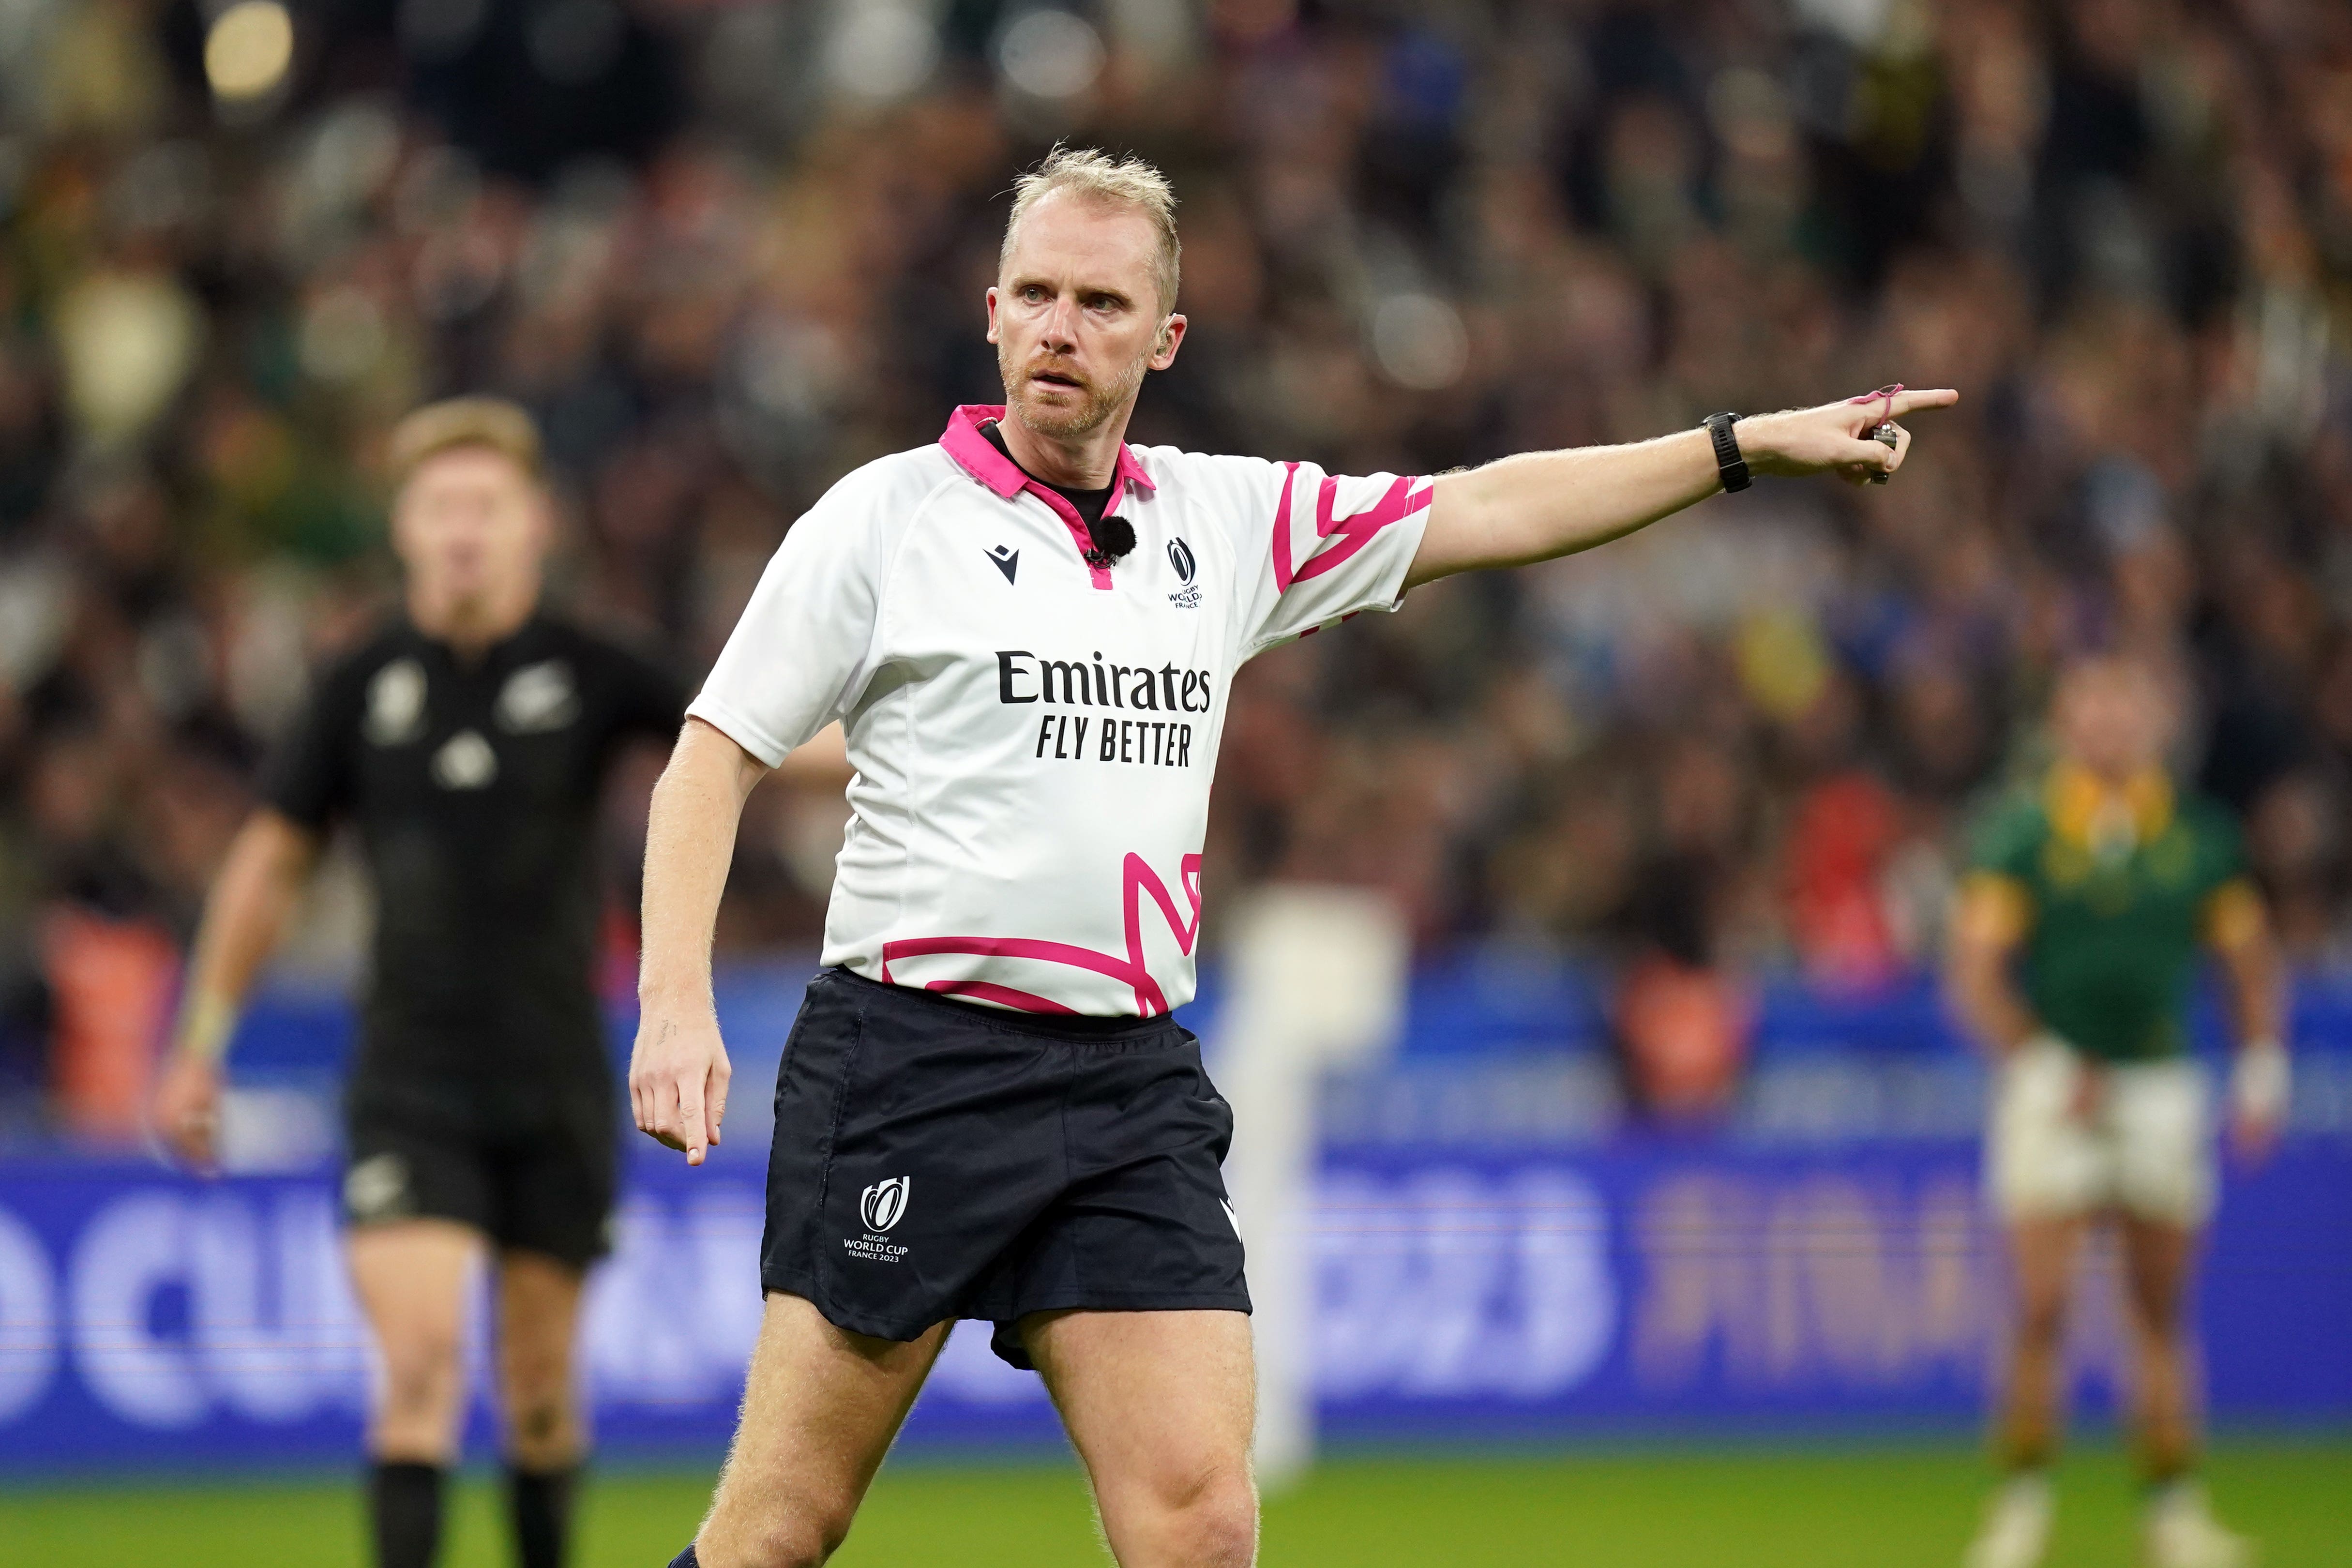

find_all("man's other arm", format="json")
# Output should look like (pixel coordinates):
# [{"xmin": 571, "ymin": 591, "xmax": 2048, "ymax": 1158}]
[
  {"xmin": 152, "ymin": 811, "xmax": 323, "ymax": 1168},
  {"xmin": 1947, "ymin": 872, "xmax": 2041, "ymax": 1059},
  {"xmin": 630, "ymin": 716, "xmax": 769, "ymax": 1166},
  {"xmin": 1406, "ymin": 388, "xmax": 1960, "ymax": 588},
  {"xmin": 2205, "ymin": 879, "xmax": 2289, "ymax": 1159}
]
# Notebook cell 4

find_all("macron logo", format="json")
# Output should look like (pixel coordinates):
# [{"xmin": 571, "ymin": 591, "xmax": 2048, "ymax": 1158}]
[{"xmin": 986, "ymin": 544, "xmax": 1019, "ymax": 585}]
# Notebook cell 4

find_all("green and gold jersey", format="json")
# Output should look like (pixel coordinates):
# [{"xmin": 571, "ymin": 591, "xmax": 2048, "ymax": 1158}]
[{"xmin": 1962, "ymin": 764, "xmax": 2256, "ymax": 1063}]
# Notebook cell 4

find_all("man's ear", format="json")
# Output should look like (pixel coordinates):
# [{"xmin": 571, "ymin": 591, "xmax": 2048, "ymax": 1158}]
[
  {"xmin": 985, "ymin": 285, "xmax": 1001, "ymax": 344},
  {"xmin": 1150, "ymin": 313, "xmax": 1187, "ymax": 369}
]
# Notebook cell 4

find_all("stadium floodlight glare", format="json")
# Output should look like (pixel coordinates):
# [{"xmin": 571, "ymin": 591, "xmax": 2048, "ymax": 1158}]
[
  {"xmin": 995, "ymin": 9, "xmax": 1106, "ymax": 100},
  {"xmin": 1370, "ymin": 293, "xmax": 1470, "ymax": 392},
  {"xmin": 826, "ymin": 0, "xmax": 940, "ymax": 103},
  {"xmin": 205, "ymin": 0, "xmax": 295, "ymax": 104}
]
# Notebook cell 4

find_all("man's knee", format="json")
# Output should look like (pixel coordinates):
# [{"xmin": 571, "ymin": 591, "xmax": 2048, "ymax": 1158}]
[
  {"xmin": 1156, "ymin": 1469, "xmax": 1258, "ymax": 1568},
  {"xmin": 2123, "ymin": 1255, "xmax": 2189, "ymax": 1339},
  {"xmin": 2014, "ymin": 1287, "xmax": 2068, "ymax": 1347},
  {"xmin": 504, "ymin": 1386, "xmax": 577, "ymax": 1466},
  {"xmin": 380, "ymin": 1330, "xmax": 465, "ymax": 1420},
  {"xmin": 1188, "ymin": 1483, "xmax": 1259, "ymax": 1568},
  {"xmin": 2126, "ymin": 1251, "xmax": 2192, "ymax": 1335},
  {"xmin": 502, "ymin": 1346, "xmax": 579, "ymax": 1454},
  {"xmin": 2126, "ymin": 1288, "xmax": 2185, "ymax": 1342}
]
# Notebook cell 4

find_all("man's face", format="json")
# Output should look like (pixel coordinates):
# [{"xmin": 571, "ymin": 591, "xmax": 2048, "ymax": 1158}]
[
  {"xmin": 391, "ymin": 445, "xmax": 549, "ymax": 611},
  {"xmin": 988, "ymin": 189, "xmax": 1184, "ymax": 440},
  {"xmin": 2056, "ymin": 660, "xmax": 2171, "ymax": 778}
]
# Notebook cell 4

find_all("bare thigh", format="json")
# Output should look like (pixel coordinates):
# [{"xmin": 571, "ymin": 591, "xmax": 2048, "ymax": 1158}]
[
  {"xmin": 1024, "ymin": 1309, "xmax": 1258, "ymax": 1568},
  {"xmin": 2008, "ymin": 1214, "xmax": 2088, "ymax": 1339},
  {"xmin": 497, "ymin": 1250, "xmax": 588, "ymax": 1471},
  {"xmin": 348, "ymin": 1219, "xmax": 484, "ymax": 1463},
  {"xmin": 695, "ymin": 1293, "xmax": 948, "ymax": 1568}
]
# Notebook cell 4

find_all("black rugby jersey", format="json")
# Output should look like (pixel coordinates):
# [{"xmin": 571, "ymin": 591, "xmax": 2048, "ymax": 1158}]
[{"xmin": 261, "ymin": 614, "xmax": 686, "ymax": 1128}]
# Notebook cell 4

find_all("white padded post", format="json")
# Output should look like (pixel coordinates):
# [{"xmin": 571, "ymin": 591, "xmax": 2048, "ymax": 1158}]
[{"xmin": 1214, "ymin": 885, "xmax": 1406, "ymax": 1493}]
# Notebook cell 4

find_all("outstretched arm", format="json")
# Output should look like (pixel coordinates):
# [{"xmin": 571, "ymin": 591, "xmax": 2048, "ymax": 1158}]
[
  {"xmin": 152, "ymin": 810, "xmax": 323, "ymax": 1168},
  {"xmin": 1406, "ymin": 388, "xmax": 1960, "ymax": 588},
  {"xmin": 630, "ymin": 716, "xmax": 769, "ymax": 1166}
]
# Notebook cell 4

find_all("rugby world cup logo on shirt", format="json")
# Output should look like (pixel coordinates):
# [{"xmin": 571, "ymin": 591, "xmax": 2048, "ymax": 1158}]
[
  {"xmin": 1166, "ymin": 536, "xmax": 1201, "ymax": 608},
  {"xmin": 845, "ymin": 1176, "xmax": 912, "ymax": 1263}
]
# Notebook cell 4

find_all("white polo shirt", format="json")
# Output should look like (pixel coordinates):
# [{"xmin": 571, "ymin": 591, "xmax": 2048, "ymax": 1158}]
[{"xmin": 689, "ymin": 404, "xmax": 1432, "ymax": 1017}]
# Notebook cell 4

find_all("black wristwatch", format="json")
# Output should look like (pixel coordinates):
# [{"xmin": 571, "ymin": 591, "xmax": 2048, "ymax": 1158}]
[{"xmin": 1704, "ymin": 411, "xmax": 1750, "ymax": 493}]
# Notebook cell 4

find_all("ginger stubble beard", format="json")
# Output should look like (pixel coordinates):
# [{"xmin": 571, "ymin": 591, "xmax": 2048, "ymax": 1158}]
[{"xmin": 999, "ymin": 338, "xmax": 1152, "ymax": 442}]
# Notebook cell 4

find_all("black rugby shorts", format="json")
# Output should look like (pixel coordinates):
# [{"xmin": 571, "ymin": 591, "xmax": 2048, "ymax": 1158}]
[
  {"xmin": 343, "ymin": 1091, "xmax": 617, "ymax": 1269},
  {"xmin": 760, "ymin": 967, "xmax": 1251, "ymax": 1368}
]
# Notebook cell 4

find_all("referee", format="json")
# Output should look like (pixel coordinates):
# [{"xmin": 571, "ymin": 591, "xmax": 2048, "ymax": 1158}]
[
  {"xmin": 632, "ymin": 147, "xmax": 1956, "ymax": 1568},
  {"xmin": 153, "ymin": 399, "xmax": 687, "ymax": 1568}
]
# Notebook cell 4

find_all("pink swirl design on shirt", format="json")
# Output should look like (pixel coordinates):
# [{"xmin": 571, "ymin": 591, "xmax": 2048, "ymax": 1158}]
[
  {"xmin": 1269, "ymin": 465, "xmax": 1434, "ymax": 595},
  {"xmin": 878, "ymin": 851, "xmax": 1205, "ymax": 1016}
]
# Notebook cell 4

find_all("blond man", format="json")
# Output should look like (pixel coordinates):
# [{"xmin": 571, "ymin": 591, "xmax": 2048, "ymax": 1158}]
[{"xmin": 635, "ymin": 148, "xmax": 1955, "ymax": 1568}]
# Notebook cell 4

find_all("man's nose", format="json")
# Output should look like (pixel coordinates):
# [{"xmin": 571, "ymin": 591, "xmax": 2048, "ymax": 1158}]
[{"xmin": 1039, "ymin": 294, "xmax": 1080, "ymax": 352}]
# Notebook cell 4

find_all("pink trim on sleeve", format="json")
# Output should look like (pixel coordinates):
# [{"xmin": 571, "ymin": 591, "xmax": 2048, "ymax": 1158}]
[
  {"xmin": 1269, "ymin": 465, "xmax": 1432, "ymax": 595},
  {"xmin": 1295, "ymin": 474, "xmax": 1433, "ymax": 585},
  {"xmin": 1270, "ymin": 463, "xmax": 1302, "ymax": 594}
]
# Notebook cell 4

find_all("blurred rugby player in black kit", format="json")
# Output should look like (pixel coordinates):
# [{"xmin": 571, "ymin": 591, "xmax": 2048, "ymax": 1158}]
[{"xmin": 154, "ymin": 398, "xmax": 687, "ymax": 1568}]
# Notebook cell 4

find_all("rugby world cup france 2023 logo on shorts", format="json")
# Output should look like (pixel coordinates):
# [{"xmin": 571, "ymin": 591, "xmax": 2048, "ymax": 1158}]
[
  {"xmin": 1166, "ymin": 537, "xmax": 1201, "ymax": 608},
  {"xmin": 845, "ymin": 1176, "xmax": 912, "ymax": 1264}
]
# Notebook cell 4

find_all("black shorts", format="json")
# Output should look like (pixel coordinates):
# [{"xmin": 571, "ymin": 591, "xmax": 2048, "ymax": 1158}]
[
  {"xmin": 761, "ymin": 967, "xmax": 1250, "ymax": 1368},
  {"xmin": 343, "ymin": 1091, "xmax": 617, "ymax": 1270}
]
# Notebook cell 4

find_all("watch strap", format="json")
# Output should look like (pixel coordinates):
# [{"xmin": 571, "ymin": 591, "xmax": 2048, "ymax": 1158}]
[{"xmin": 1705, "ymin": 412, "xmax": 1750, "ymax": 493}]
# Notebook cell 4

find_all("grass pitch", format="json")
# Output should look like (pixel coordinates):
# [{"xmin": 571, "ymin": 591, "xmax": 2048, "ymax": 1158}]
[{"xmin": 6, "ymin": 1442, "xmax": 2346, "ymax": 1566}]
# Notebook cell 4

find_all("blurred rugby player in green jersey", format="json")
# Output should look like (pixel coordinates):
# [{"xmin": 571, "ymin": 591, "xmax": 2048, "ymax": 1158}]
[{"xmin": 1950, "ymin": 656, "xmax": 2290, "ymax": 1568}]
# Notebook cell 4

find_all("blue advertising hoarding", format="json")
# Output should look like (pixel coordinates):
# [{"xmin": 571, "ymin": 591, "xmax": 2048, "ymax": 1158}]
[{"xmin": 1, "ymin": 1136, "xmax": 2344, "ymax": 1470}]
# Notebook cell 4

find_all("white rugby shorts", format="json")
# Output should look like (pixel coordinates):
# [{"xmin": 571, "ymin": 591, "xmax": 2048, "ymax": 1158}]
[{"xmin": 1987, "ymin": 1037, "xmax": 2214, "ymax": 1225}]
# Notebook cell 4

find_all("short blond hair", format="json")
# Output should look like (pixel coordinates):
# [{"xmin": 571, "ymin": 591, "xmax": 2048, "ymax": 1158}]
[
  {"xmin": 388, "ymin": 396, "xmax": 542, "ymax": 487},
  {"xmin": 1002, "ymin": 146, "xmax": 1181, "ymax": 314}
]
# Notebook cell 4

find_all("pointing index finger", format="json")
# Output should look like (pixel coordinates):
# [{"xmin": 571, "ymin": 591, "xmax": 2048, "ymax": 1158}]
[{"xmin": 1888, "ymin": 387, "xmax": 1959, "ymax": 417}]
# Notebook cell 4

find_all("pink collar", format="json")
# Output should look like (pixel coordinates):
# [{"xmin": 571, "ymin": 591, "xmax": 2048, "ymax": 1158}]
[{"xmin": 938, "ymin": 405, "xmax": 1157, "ymax": 500}]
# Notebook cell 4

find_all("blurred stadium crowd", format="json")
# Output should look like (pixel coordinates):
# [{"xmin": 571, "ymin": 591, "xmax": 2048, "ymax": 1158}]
[{"xmin": 0, "ymin": 0, "xmax": 2347, "ymax": 1134}]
